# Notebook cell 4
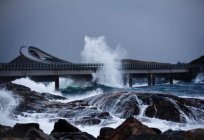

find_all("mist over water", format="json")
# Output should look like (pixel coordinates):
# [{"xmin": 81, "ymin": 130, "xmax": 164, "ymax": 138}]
[{"xmin": 81, "ymin": 36, "xmax": 126, "ymax": 87}]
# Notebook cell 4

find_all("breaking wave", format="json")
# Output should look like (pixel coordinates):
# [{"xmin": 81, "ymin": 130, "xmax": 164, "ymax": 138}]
[
  {"xmin": 81, "ymin": 36, "xmax": 126, "ymax": 88},
  {"xmin": 0, "ymin": 89, "xmax": 19, "ymax": 126},
  {"xmin": 193, "ymin": 73, "xmax": 204, "ymax": 84}
]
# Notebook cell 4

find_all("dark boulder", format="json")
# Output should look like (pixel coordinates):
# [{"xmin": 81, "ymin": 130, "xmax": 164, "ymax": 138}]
[
  {"xmin": 0, "ymin": 124, "xmax": 13, "ymax": 137},
  {"xmin": 150, "ymin": 127, "xmax": 162, "ymax": 134},
  {"xmin": 181, "ymin": 128, "xmax": 204, "ymax": 140},
  {"xmin": 51, "ymin": 119, "xmax": 96, "ymax": 140},
  {"xmin": 25, "ymin": 127, "xmax": 54, "ymax": 140},
  {"xmin": 108, "ymin": 117, "xmax": 156, "ymax": 140},
  {"xmin": 12, "ymin": 123, "xmax": 40, "ymax": 138},
  {"xmin": 127, "ymin": 134, "xmax": 158, "ymax": 140},
  {"xmin": 51, "ymin": 119, "xmax": 81, "ymax": 134},
  {"xmin": 97, "ymin": 127, "xmax": 114, "ymax": 140},
  {"xmin": 51, "ymin": 132, "xmax": 96, "ymax": 140}
]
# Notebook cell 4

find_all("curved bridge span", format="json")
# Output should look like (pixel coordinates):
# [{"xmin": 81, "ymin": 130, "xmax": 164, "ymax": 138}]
[
  {"xmin": 0, "ymin": 63, "xmax": 203, "ymax": 89},
  {"xmin": 0, "ymin": 46, "xmax": 203, "ymax": 89}
]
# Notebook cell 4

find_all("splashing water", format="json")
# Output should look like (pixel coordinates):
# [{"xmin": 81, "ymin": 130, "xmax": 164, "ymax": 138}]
[
  {"xmin": 81, "ymin": 36, "xmax": 126, "ymax": 88},
  {"xmin": 12, "ymin": 77, "xmax": 61, "ymax": 95},
  {"xmin": 0, "ymin": 89, "xmax": 19, "ymax": 126},
  {"xmin": 193, "ymin": 73, "xmax": 204, "ymax": 84}
]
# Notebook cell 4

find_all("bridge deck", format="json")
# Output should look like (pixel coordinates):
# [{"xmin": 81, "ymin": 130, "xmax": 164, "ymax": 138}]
[{"xmin": 0, "ymin": 63, "xmax": 203, "ymax": 77}]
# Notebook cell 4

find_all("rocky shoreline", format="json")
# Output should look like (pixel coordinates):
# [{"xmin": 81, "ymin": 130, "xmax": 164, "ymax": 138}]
[
  {"xmin": 1, "ymin": 82, "xmax": 204, "ymax": 139},
  {"xmin": 1, "ymin": 117, "xmax": 204, "ymax": 140}
]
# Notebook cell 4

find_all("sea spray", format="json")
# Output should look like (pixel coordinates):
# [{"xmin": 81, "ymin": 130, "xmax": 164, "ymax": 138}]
[
  {"xmin": 193, "ymin": 73, "xmax": 204, "ymax": 84},
  {"xmin": 12, "ymin": 77, "xmax": 61, "ymax": 95},
  {"xmin": 0, "ymin": 89, "xmax": 19, "ymax": 126},
  {"xmin": 81, "ymin": 36, "xmax": 126, "ymax": 87}
]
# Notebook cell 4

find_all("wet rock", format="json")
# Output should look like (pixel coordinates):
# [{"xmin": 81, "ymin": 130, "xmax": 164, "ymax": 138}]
[
  {"xmin": 143, "ymin": 94, "xmax": 193, "ymax": 123},
  {"xmin": 108, "ymin": 117, "xmax": 156, "ymax": 140},
  {"xmin": 98, "ymin": 127, "xmax": 114, "ymax": 140},
  {"xmin": 150, "ymin": 127, "xmax": 162, "ymax": 134},
  {"xmin": 12, "ymin": 123, "xmax": 40, "ymax": 137},
  {"xmin": 86, "ymin": 93, "xmax": 140, "ymax": 119},
  {"xmin": 51, "ymin": 119, "xmax": 81, "ymax": 134},
  {"xmin": 25, "ymin": 127, "xmax": 54, "ymax": 140},
  {"xmin": 51, "ymin": 119, "xmax": 96, "ymax": 140},
  {"xmin": 51, "ymin": 132, "xmax": 96, "ymax": 140},
  {"xmin": 75, "ymin": 117, "xmax": 101, "ymax": 125},
  {"xmin": 87, "ymin": 92, "xmax": 204, "ymax": 123},
  {"xmin": 127, "ymin": 134, "xmax": 158, "ymax": 140},
  {"xmin": 182, "ymin": 128, "xmax": 204, "ymax": 140},
  {"xmin": 145, "ymin": 97, "xmax": 182, "ymax": 122},
  {"xmin": 90, "ymin": 112, "xmax": 112, "ymax": 119},
  {"xmin": 0, "ymin": 124, "xmax": 12, "ymax": 137}
]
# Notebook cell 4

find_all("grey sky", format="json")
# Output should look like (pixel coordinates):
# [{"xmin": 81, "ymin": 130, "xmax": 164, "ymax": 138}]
[{"xmin": 0, "ymin": 0, "xmax": 204, "ymax": 63}]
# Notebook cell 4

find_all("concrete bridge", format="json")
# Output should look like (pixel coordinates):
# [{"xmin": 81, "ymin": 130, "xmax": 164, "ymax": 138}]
[
  {"xmin": 0, "ymin": 46, "xmax": 203, "ymax": 89},
  {"xmin": 0, "ymin": 63, "xmax": 203, "ymax": 89}
]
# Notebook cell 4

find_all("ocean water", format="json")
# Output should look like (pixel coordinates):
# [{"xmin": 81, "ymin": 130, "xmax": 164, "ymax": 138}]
[
  {"xmin": 0, "ymin": 37, "xmax": 203, "ymax": 137},
  {"xmin": 0, "ymin": 74, "xmax": 203, "ymax": 137}
]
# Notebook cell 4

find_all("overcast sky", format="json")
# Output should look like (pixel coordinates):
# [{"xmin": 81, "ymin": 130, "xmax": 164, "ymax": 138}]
[{"xmin": 0, "ymin": 0, "xmax": 204, "ymax": 63}]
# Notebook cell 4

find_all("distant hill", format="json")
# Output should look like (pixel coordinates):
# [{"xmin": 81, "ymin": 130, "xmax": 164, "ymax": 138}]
[
  {"xmin": 121, "ymin": 59, "xmax": 169, "ymax": 64},
  {"xmin": 190, "ymin": 56, "xmax": 204, "ymax": 64}
]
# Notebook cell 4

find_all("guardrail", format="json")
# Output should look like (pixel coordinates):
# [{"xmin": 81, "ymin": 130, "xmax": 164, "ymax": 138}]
[{"xmin": 0, "ymin": 63, "xmax": 203, "ymax": 70}]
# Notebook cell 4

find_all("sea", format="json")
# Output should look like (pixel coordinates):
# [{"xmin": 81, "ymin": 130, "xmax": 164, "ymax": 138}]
[
  {"xmin": 0, "ymin": 36, "xmax": 204, "ymax": 137},
  {"xmin": 0, "ymin": 73, "xmax": 203, "ymax": 137}
]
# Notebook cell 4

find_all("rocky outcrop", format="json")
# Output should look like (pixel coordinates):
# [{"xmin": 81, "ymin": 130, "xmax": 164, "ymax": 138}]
[
  {"xmin": 50, "ymin": 119, "xmax": 96, "ymax": 140},
  {"xmin": 1, "ymin": 118, "xmax": 204, "ymax": 140},
  {"xmin": 98, "ymin": 127, "xmax": 115, "ymax": 140},
  {"xmin": 51, "ymin": 119, "xmax": 81, "ymax": 133},
  {"xmin": 190, "ymin": 55, "xmax": 204, "ymax": 64},
  {"xmin": 1, "ymin": 82, "xmax": 112, "ymax": 126},
  {"xmin": 0, "ymin": 123, "xmax": 54, "ymax": 139},
  {"xmin": 182, "ymin": 128, "xmax": 204, "ymax": 140},
  {"xmin": 87, "ymin": 92, "xmax": 204, "ymax": 123},
  {"xmin": 0, "ymin": 124, "xmax": 12, "ymax": 137},
  {"xmin": 107, "ymin": 117, "xmax": 156, "ymax": 140}
]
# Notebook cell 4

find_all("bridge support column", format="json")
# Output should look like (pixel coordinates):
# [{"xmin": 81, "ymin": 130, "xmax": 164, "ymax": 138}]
[
  {"xmin": 128, "ymin": 75, "xmax": 133, "ymax": 87},
  {"xmin": 55, "ymin": 76, "xmax": 59, "ymax": 90},
  {"xmin": 170, "ymin": 77, "xmax": 173, "ymax": 85},
  {"xmin": 148, "ymin": 74, "xmax": 155, "ymax": 86},
  {"xmin": 152, "ymin": 76, "xmax": 156, "ymax": 86},
  {"xmin": 123, "ymin": 74, "xmax": 128, "ymax": 86}
]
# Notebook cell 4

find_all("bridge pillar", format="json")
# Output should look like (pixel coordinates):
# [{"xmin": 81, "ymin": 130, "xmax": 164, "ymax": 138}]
[
  {"xmin": 148, "ymin": 77, "xmax": 151, "ymax": 86},
  {"xmin": 55, "ymin": 76, "xmax": 59, "ymax": 90},
  {"xmin": 128, "ymin": 75, "xmax": 133, "ymax": 87},
  {"xmin": 170, "ymin": 78, "xmax": 173, "ymax": 85},
  {"xmin": 123, "ymin": 74, "xmax": 128, "ymax": 86},
  {"xmin": 152, "ymin": 76, "xmax": 156, "ymax": 86},
  {"xmin": 148, "ymin": 73, "xmax": 155, "ymax": 86}
]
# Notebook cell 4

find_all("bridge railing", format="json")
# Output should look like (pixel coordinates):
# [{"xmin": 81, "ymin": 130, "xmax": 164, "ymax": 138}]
[
  {"xmin": 0, "ymin": 63, "xmax": 104, "ymax": 70},
  {"xmin": 0, "ymin": 63, "xmax": 203, "ymax": 70}
]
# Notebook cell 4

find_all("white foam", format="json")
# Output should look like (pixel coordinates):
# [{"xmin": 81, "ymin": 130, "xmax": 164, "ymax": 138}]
[
  {"xmin": 12, "ymin": 77, "xmax": 61, "ymax": 95},
  {"xmin": 193, "ymin": 73, "xmax": 204, "ymax": 84},
  {"xmin": 0, "ymin": 89, "xmax": 19, "ymax": 126},
  {"xmin": 132, "ymin": 83, "xmax": 148, "ymax": 87},
  {"xmin": 16, "ymin": 113, "xmax": 56, "ymax": 134},
  {"xmin": 66, "ymin": 88, "xmax": 103, "ymax": 102}
]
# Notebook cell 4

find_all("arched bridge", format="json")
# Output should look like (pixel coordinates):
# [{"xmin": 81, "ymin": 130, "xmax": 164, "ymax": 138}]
[
  {"xmin": 0, "ymin": 46, "xmax": 203, "ymax": 89},
  {"xmin": 0, "ymin": 63, "xmax": 203, "ymax": 89}
]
